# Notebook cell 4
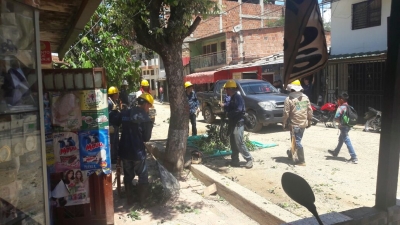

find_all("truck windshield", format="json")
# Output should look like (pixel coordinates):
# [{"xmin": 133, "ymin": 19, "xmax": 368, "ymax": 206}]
[{"xmin": 241, "ymin": 82, "xmax": 278, "ymax": 95}]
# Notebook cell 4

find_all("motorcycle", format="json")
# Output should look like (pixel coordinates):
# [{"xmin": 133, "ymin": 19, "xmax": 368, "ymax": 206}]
[
  {"xmin": 364, "ymin": 107, "xmax": 381, "ymax": 132},
  {"xmin": 311, "ymin": 102, "xmax": 339, "ymax": 128}
]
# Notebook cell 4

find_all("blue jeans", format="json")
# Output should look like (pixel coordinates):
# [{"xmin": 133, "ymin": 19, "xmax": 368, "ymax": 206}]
[
  {"xmin": 160, "ymin": 93, "xmax": 164, "ymax": 103},
  {"xmin": 291, "ymin": 126, "xmax": 305, "ymax": 149},
  {"xmin": 230, "ymin": 123, "xmax": 252, "ymax": 162},
  {"xmin": 334, "ymin": 126, "xmax": 357, "ymax": 159}
]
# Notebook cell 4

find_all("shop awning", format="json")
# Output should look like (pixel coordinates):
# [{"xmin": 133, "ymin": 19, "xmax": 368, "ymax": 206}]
[{"xmin": 184, "ymin": 71, "xmax": 216, "ymax": 84}]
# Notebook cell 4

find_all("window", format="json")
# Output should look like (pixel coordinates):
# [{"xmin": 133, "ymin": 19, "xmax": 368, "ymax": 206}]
[
  {"xmin": 202, "ymin": 43, "xmax": 217, "ymax": 54},
  {"xmin": 151, "ymin": 70, "xmax": 154, "ymax": 75},
  {"xmin": 352, "ymin": 0, "xmax": 381, "ymax": 30},
  {"xmin": 221, "ymin": 42, "xmax": 226, "ymax": 51}
]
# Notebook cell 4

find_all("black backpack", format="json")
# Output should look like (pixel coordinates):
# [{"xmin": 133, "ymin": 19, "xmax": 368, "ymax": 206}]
[{"xmin": 342, "ymin": 105, "xmax": 358, "ymax": 126}]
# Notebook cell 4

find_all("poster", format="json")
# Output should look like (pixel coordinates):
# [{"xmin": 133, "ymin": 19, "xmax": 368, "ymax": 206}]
[
  {"xmin": 53, "ymin": 132, "xmax": 80, "ymax": 172},
  {"xmin": 81, "ymin": 108, "xmax": 109, "ymax": 130},
  {"xmin": 78, "ymin": 129, "xmax": 110, "ymax": 171},
  {"xmin": 51, "ymin": 92, "xmax": 82, "ymax": 131},
  {"xmin": 79, "ymin": 89, "xmax": 108, "ymax": 111},
  {"xmin": 51, "ymin": 169, "xmax": 90, "ymax": 207}
]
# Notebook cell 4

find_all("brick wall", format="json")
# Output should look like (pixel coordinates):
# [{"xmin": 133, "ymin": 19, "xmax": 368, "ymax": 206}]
[
  {"xmin": 192, "ymin": 1, "xmax": 283, "ymax": 39},
  {"xmin": 226, "ymin": 27, "xmax": 284, "ymax": 64}
]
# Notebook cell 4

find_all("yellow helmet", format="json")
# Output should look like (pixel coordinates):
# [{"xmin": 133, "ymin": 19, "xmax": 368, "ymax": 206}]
[
  {"xmin": 224, "ymin": 80, "xmax": 237, "ymax": 88},
  {"xmin": 108, "ymin": 86, "xmax": 119, "ymax": 95},
  {"xmin": 291, "ymin": 80, "xmax": 301, "ymax": 86},
  {"xmin": 184, "ymin": 81, "xmax": 193, "ymax": 88},
  {"xmin": 138, "ymin": 92, "xmax": 154, "ymax": 106},
  {"xmin": 141, "ymin": 80, "xmax": 149, "ymax": 87}
]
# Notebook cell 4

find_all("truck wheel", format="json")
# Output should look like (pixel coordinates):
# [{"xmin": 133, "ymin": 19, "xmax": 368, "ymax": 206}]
[
  {"xmin": 203, "ymin": 106, "xmax": 216, "ymax": 124},
  {"xmin": 245, "ymin": 111, "xmax": 263, "ymax": 133}
]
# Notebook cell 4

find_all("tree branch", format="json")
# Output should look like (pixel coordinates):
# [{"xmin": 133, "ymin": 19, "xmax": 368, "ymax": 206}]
[{"xmin": 186, "ymin": 16, "xmax": 202, "ymax": 37}]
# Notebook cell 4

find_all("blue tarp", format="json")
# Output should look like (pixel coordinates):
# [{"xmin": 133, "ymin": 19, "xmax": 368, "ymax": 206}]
[{"xmin": 187, "ymin": 135, "xmax": 278, "ymax": 158}]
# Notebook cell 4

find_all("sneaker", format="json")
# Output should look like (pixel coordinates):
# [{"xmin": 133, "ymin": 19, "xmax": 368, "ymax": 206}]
[
  {"xmin": 328, "ymin": 150, "xmax": 338, "ymax": 157},
  {"xmin": 348, "ymin": 158, "xmax": 358, "ymax": 164},
  {"xmin": 245, "ymin": 160, "xmax": 253, "ymax": 169}
]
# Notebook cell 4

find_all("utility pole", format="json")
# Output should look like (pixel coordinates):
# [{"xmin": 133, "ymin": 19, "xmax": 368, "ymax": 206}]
[{"xmin": 239, "ymin": 0, "xmax": 244, "ymax": 63}]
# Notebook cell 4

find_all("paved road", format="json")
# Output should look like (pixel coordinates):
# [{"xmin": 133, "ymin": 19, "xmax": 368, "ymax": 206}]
[{"xmin": 151, "ymin": 101, "xmax": 397, "ymax": 218}]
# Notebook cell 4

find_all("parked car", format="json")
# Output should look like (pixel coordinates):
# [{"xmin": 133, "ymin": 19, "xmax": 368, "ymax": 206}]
[{"xmin": 197, "ymin": 79, "xmax": 287, "ymax": 132}]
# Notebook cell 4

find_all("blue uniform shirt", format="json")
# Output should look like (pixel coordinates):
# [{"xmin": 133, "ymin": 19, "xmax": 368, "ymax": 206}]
[
  {"xmin": 187, "ymin": 91, "xmax": 199, "ymax": 114},
  {"xmin": 224, "ymin": 93, "xmax": 245, "ymax": 122}
]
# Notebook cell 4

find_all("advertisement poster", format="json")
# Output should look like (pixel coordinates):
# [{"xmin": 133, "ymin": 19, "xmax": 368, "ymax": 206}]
[
  {"xmin": 78, "ymin": 129, "xmax": 110, "ymax": 171},
  {"xmin": 81, "ymin": 108, "xmax": 109, "ymax": 130},
  {"xmin": 51, "ymin": 92, "xmax": 82, "ymax": 131},
  {"xmin": 51, "ymin": 169, "xmax": 90, "ymax": 207},
  {"xmin": 53, "ymin": 132, "xmax": 80, "ymax": 172},
  {"xmin": 79, "ymin": 89, "xmax": 108, "ymax": 111}
]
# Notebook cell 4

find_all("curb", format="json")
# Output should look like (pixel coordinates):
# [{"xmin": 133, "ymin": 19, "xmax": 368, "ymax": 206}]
[{"xmin": 190, "ymin": 164, "xmax": 301, "ymax": 225}]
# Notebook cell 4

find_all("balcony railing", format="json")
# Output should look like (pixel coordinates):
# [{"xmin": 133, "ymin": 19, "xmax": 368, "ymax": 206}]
[{"xmin": 190, "ymin": 51, "xmax": 226, "ymax": 72}]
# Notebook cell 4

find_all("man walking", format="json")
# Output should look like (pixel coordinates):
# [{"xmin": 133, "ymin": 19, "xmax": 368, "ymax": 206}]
[
  {"xmin": 159, "ymin": 85, "xmax": 164, "ymax": 103},
  {"xmin": 282, "ymin": 80, "xmax": 313, "ymax": 166},
  {"xmin": 328, "ymin": 92, "xmax": 358, "ymax": 164},
  {"xmin": 220, "ymin": 80, "xmax": 253, "ymax": 169},
  {"xmin": 116, "ymin": 93, "xmax": 154, "ymax": 205},
  {"xmin": 185, "ymin": 81, "xmax": 199, "ymax": 136}
]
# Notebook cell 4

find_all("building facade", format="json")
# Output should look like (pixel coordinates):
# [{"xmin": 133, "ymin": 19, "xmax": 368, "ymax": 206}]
[{"xmin": 323, "ymin": 0, "xmax": 390, "ymax": 116}]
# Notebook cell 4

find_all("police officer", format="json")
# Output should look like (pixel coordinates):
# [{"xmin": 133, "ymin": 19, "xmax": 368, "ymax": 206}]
[
  {"xmin": 219, "ymin": 80, "xmax": 253, "ymax": 169},
  {"xmin": 116, "ymin": 92, "xmax": 154, "ymax": 205},
  {"xmin": 108, "ymin": 86, "xmax": 120, "ymax": 164}
]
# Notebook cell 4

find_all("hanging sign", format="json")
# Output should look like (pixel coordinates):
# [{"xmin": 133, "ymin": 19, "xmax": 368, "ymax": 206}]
[{"xmin": 40, "ymin": 41, "xmax": 51, "ymax": 64}]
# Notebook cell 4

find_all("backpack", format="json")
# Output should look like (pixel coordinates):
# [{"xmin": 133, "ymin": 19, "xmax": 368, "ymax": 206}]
[{"xmin": 342, "ymin": 105, "xmax": 358, "ymax": 126}]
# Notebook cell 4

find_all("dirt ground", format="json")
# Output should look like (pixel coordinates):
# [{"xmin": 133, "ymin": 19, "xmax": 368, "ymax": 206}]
[
  {"xmin": 113, "ymin": 101, "xmax": 396, "ymax": 224},
  {"xmin": 112, "ymin": 101, "xmax": 258, "ymax": 225}
]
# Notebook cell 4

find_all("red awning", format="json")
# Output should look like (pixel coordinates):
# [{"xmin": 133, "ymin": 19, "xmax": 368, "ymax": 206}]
[{"xmin": 184, "ymin": 71, "xmax": 216, "ymax": 84}]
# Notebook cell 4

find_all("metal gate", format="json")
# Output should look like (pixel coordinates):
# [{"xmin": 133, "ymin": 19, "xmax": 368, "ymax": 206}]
[{"xmin": 347, "ymin": 61, "xmax": 386, "ymax": 121}]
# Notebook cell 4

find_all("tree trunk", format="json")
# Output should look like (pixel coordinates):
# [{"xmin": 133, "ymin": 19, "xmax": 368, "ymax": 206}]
[{"xmin": 160, "ymin": 43, "xmax": 188, "ymax": 173}]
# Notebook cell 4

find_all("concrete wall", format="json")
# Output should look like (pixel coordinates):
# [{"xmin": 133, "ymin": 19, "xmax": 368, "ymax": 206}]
[{"xmin": 330, "ymin": 0, "xmax": 391, "ymax": 55}]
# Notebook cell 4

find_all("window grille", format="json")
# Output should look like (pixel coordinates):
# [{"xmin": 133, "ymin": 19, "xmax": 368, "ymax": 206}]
[{"xmin": 352, "ymin": 0, "xmax": 381, "ymax": 30}]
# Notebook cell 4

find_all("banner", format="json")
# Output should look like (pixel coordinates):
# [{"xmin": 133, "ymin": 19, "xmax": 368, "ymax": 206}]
[
  {"xmin": 283, "ymin": 0, "xmax": 328, "ymax": 85},
  {"xmin": 51, "ymin": 169, "xmax": 90, "ymax": 207}
]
